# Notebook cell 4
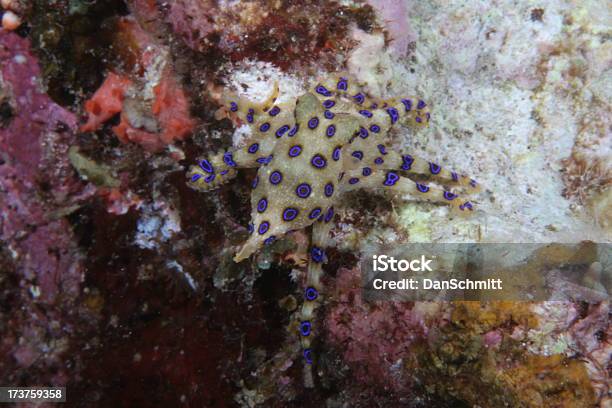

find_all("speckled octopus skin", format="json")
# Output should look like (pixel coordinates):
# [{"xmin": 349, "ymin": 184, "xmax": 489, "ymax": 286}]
[{"xmin": 187, "ymin": 75, "xmax": 479, "ymax": 386}]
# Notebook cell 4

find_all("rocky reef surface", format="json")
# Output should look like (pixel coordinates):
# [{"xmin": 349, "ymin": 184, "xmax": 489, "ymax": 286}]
[{"xmin": 0, "ymin": 0, "xmax": 609, "ymax": 407}]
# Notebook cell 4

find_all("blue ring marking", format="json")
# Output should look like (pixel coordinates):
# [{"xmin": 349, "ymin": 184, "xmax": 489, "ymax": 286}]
[
  {"xmin": 308, "ymin": 117, "xmax": 319, "ymax": 129},
  {"xmin": 349, "ymin": 177, "xmax": 359, "ymax": 185},
  {"xmin": 451, "ymin": 171, "xmax": 459, "ymax": 181},
  {"xmin": 362, "ymin": 167, "xmax": 372, "ymax": 176},
  {"xmin": 324, "ymin": 110, "xmax": 335, "ymax": 119},
  {"xmin": 359, "ymin": 127, "xmax": 369, "ymax": 139},
  {"xmin": 288, "ymin": 145, "xmax": 302, "ymax": 157},
  {"xmin": 256, "ymin": 155, "xmax": 272, "ymax": 165},
  {"xmin": 199, "ymin": 159, "xmax": 213, "ymax": 173},
  {"xmin": 275, "ymin": 125, "xmax": 290, "ymax": 137},
  {"xmin": 303, "ymin": 348, "xmax": 313, "ymax": 364},
  {"xmin": 383, "ymin": 172, "xmax": 400, "ymax": 186},
  {"xmin": 252, "ymin": 176, "xmax": 259, "ymax": 189},
  {"xmin": 269, "ymin": 171, "xmax": 283, "ymax": 185},
  {"xmin": 401, "ymin": 99, "xmax": 412, "ymax": 112},
  {"xmin": 311, "ymin": 154, "xmax": 327, "ymax": 169},
  {"xmin": 248, "ymin": 143, "xmax": 259, "ymax": 154},
  {"xmin": 220, "ymin": 170, "xmax": 228, "ymax": 176},
  {"xmin": 332, "ymin": 147, "xmax": 341, "ymax": 161},
  {"xmin": 326, "ymin": 125, "xmax": 336, "ymax": 137},
  {"xmin": 305, "ymin": 287, "xmax": 318, "ymax": 300},
  {"xmin": 324, "ymin": 182, "xmax": 334, "ymax": 197},
  {"xmin": 308, "ymin": 207, "xmax": 322, "ymax": 219},
  {"xmin": 223, "ymin": 151, "xmax": 237, "ymax": 167},
  {"xmin": 444, "ymin": 191, "xmax": 457, "ymax": 201},
  {"xmin": 370, "ymin": 124, "xmax": 381, "ymax": 133},
  {"xmin": 429, "ymin": 162, "xmax": 441, "ymax": 174},
  {"xmin": 370, "ymin": 103, "xmax": 378, "ymax": 109},
  {"xmin": 269, "ymin": 106, "xmax": 281, "ymax": 116},
  {"xmin": 353, "ymin": 93, "xmax": 365, "ymax": 104},
  {"xmin": 247, "ymin": 222, "xmax": 254, "ymax": 234},
  {"xmin": 230, "ymin": 102, "xmax": 238, "ymax": 112},
  {"xmin": 204, "ymin": 174, "xmax": 215, "ymax": 183},
  {"xmin": 258, "ymin": 221, "xmax": 270, "ymax": 235},
  {"xmin": 377, "ymin": 144, "xmax": 387, "ymax": 155},
  {"xmin": 401, "ymin": 154, "xmax": 414, "ymax": 170},
  {"xmin": 264, "ymin": 235, "xmax": 276, "ymax": 245},
  {"xmin": 257, "ymin": 198, "xmax": 268, "ymax": 213},
  {"xmin": 459, "ymin": 201, "xmax": 474, "ymax": 211},
  {"xmin": 386, "ymin": 107, "xmax": 399, "ymax": 124},
  {"xmin": 190, "ymin": 174, "xmax": 202, "ymax": 182},
  {"xmin": 351, "ymin": 151, "xmax": 364, "ymax": 160},
  {"xmin": 416, "ymin": 183, "xmax": 430, "ymax": 193},
  {"xmin": 337, "ymin": 77, "xmax": 348, "ymax": 91},
  {"xmin": 322, "ymin": 99, "xmax": 335, "ymax": 109},
  {"xmin": 324, "ymin": 207, "xmax": 334, "ymax": 223},
  {"xmin": 260, "ymin": 122, "xmax": 271, "ymax": 132},
  {"xmin": 415, "ymin": 116, "xmax": 423, "ymax": 123},
  {"xmin": 470, "ymin": 179, "xmax": 478, "ymax": 188},
  {"xmin": 300, "ymin": 321, "xmax": 312, "ymax": 336},
  {"xmin": 374, "ymin": 157, "xmax": 384, "ymax": 165},
  {"xmin": 296, "ymin": 183, "xmax": 312, "ymax": 198},
  {"xmin": 246, "ymin": 109, "xmax": 254, "ymax": 123},
  {"xmin": 426, "ymin": 112, "xmax": 431, "ymax": 122},
  {"xmin": 315, "ymin": 85, "xmax": 332, "ymax": 96},
  {"xmin": 417, "ymin": 100, "xmax": 427, "ymax": 110},
  {"xmin": 288, "ymin": 124, "xmax": 299, "ymax": 137},
  {"xmin": 359, "ymin": 110, "xmax": 373, "ymax": 118},
  {"xmin": 282, "ymin": 207, "xmax": 299, "ymax": 221},
  {"xmin": 311, "ymin": 247, "xmax": 324, "ymax": 263}
]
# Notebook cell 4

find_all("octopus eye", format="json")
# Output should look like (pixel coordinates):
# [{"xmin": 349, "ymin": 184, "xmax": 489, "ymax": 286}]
[
  {"xmin": 326, "ymin": 125, "xmax": 336, "ymax": 137},
  {"xmin": 269, "ymin": 106, "xmax": 281, "ymax": 116},
  {"xmin": 359, "ymin": 127, "xmax": 369, "ymax": 139},
  {"xmin": 199, "ymin": 159, "xmax": 214, "ymax": 173},
  {"xmin": 386, "ymin": 107, "xmax": 399, "ymax": 124},
  {"xmin": 401, "ymin": 99, "xmax": 412, "ymax": 112},
  {"xmin": 351, "ymin": 151, "xmax": 364, "ymax": 160},
  {"xmin": 305, "ymin": 287, "xmax": 318, "ymax": 300},
  {"xmin": 324, "ymin": 182, "xmax": 334, "ymax": 197},
  {"xmin": 315, "ymin": 85, "xmax": 332, "ymax": 96},
  {"xmin": 416, "ymin": 183, "xmax": 430, "ymax": 193},
  {"xmin": 258, "ymin": 221, "xmax": 270, "ymax": 235},
  {"xmin": 429, "ymin": 162, "xmax": 441, "ymax": 174},
  {"xmin": 269, "ymin": 170, "xmax": 283, "ymax": 185},
  {"xmin": 383, "ymin": 172, "xmax": 399, "ymax": 186},
  {"xmin": 401, "ymin": 155, "xmax": 414, "ymax": 170},
  {"xmin": 248, "ymin": 143, "xmax": 259, "ymax": 154},
  {"xmin": 288, "ymin": 124, "xmax": 299, "ymax": 137},
  {"xmin": 308, "ymin": 117, "xmax": 319, "ymax": 129},
  {"xmin": 257, "ymin": 198, "xmax": 268, "ymax": 213},
  {"xmin": 322, "ymin": 100, "xmax": 335, "ymax": 109},
  {"xmin": 288, "ymin": 145, "xmax": 302, "ymax": 157},
  {"xmin": 296, "ymin": 183, "xmax": 312, "ymax": 198},
  {"xmin": 332, "ymin": 147, "xmax": 341, "ymax": 161},
  {"xmin": 443, "ymin": 191, "xmax": 457, "ymax": 201},
  {"xmin": 300, "ymin": 321, "xmax": 312, "ymax": 336},
  {"xmin": 311, "ymin": 247, "xmax": 324, "ymax": 263},
  {"xmin": 282, "ymin": 207, "xmax": 299, "ymax": 221},
  {"xmin": 308, "ymin": 207, "xmax": 322, "ymax": 219},
  {"xmin": 311, "ymin": 154, "xmax": 327, "ymax": 169}
]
